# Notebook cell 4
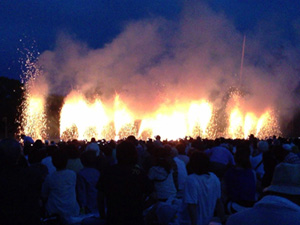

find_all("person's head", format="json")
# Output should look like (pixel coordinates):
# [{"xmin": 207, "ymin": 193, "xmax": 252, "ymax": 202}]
[
  {"xmin": 152, "ymin": 147, "xmax": 172, "ymax": 173},
  {"xmin": 28, "ymin": 148, "xmax": 47, "ymax": 164},
  {"xmin": 234, "ymin": 143, "xmax": 251, "ymax": 169},
  {"xmin": 126, "ymin": 135, "xmax": 137, "ymax": 146},
  {"xmin": 33, "ymin": 139, "xmax": 44, "ymax": 150},
  {"xmin": 0, "ymin": 138, "xmax": 22, "ymax": 168},
  {"xmin": 176, "ymin": 143, "xmax": 186, "ymax": 155},
  {"xmin": 187, "ymin": 150, "xmax": 210, "ymax": 175},
  {"xmin": 63, "ymin": 144, "xmax": 80, "ymax": 159},
  {"xmin": 257, "ymin": 140, "xmax": 269, "ymax": 153},
  {"xmin": 264, "ymin": 163, "xmax": 300, "ymax": 205},
  {"xmin": 80, "ymin": 150, "xmax": 97, "ymax": 168},
  {"xmin": 273, "ymin": 145, "xmax": 289, "ymax": 162},
  {"xmin": 116, "ymin": 141, "xmax": 137, "ymax": 166},
  {"xmin": 52, "ymin": 150, "xmax": 68, "ymax": 170}
]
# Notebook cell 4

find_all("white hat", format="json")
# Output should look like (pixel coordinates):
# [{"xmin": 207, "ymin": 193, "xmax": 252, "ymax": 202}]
[{"xmin": 264, "ymin": 163, "xmax": 300, "ymax": 195}]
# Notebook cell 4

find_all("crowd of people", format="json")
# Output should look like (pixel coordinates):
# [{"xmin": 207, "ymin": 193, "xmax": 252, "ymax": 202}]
[{"xmin": 0, "ymin": 134, "xmax": 300, "ymax": 225}]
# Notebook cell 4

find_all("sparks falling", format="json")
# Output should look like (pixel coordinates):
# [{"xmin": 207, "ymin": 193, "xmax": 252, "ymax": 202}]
[{"xmin": 56, "ymin": 92, "xmax": 280, "ymax": 141}]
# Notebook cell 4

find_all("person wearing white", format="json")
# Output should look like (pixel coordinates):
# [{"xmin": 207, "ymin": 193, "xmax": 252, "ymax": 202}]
[
  {"xmin": 148, "ymin": 166, "xmax": 177, "ymax": 200},
  {"xmin": 41, "ymin": 151, "xmax": 80, "ymax": 222},
  {"xmin": 179, "ymin": 151, "xmax": 223, "ymax": 225}
]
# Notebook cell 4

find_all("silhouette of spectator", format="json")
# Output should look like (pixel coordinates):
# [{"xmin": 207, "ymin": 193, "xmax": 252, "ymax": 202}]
[
  {"xmin": 41, "ymin": 150, "xmax": 80, "ymax": 222},
  {"xmin": 148, "ymin": 147, "xmax": 177, "ymax": 201},
  {"xmin": 205, "ymin": 140, "xmax": 235, "ymax": 179},
  {"xmin": 226, "ymin": 163, "xmax": 300, "ymax": 225},
  {"xmin": 77, "ymin": 150, "xmax": 100, "ymax": 213},
  {"xmin": 223, "ymin": 143, "xmax": 257, "ymax": 213},
  {"xmin": 179, "ymin": 151, "xmax": 225, "ymax": 225},
  {"xmin": 62, "ymin": 144, "xmax": 83, "ymax": 173},
  {"xmin": 97, "ymin": 141, "xmax": 153, "ymax": 225},
  {"xmin": 0, "ymin": 138, "xmax": 43, "ymax": 225}
]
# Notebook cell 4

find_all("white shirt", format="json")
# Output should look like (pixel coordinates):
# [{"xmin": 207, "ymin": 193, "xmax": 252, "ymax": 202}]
[
  {"xmin": 179, "ymin": 172, "xmax": 221, "ymax": 225},
  {"xmin": 42, "ymin": 169, "xmax": 80, "ymax": 218},
  {"xmin": 148, "ymin": 166, "xmax": 177, "ymax": 200},
  {"xmin": 174, "ymin": 156, "xmax": 188, "ymax": 197}
]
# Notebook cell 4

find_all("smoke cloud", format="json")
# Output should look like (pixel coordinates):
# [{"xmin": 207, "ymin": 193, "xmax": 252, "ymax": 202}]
[{"xmin": 36, "ymin": 2, "xmax": 300, "ymax": 124}]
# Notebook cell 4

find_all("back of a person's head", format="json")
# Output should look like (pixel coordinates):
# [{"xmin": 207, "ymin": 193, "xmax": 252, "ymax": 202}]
[
  {"xmin": 116, "ymin": 141, "xmax": 137, "ymax": 165},
  {"xmin": 188, "ymin": 150, "xmax": 210, "ymax": 175},
  {"xmin": 28, "ymin": 148, "xmax": 47, "ymax": 164},
  {"xmin": 0, "ymin": 138, "xmax": 22, "ymax": 168},
  {"xmin": 234, "ymin": 143, "xmax": 251, "ymax": 169},
  {"xmin": 63, "ymin": 144, "xmax": 80, "ymax": 159},
  {"xmin": 52, "ymin": 150, "xmax": 68, "ymax": 170},
  {"xmin": 126, "ymin": 135, "xmax": 137, "ymax": 145},
  {"xmin": 176, "ymin": 143, "xmax": 186, "ymax": 155},
  {"xmin": 46, "ymin": 145, "xmax": 58, "ymax": 157},
  {"xmin": 33, "ymin": 139, "xmax": 44, "ymax": 150},
  {"xmin": 80, "ymin": 150, "xmax": 97, "ymax": 168}
]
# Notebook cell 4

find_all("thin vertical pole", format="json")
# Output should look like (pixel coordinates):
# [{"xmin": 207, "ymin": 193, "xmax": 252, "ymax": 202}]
[{"xmin": 240, "ymin": 35, "xmax": 246, "ymax": 86}]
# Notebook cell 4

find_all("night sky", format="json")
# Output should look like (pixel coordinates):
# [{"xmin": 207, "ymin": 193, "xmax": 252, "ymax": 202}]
[{"xmin": 1, "ymin": 0, "xmax": 300, "ymax": 81}]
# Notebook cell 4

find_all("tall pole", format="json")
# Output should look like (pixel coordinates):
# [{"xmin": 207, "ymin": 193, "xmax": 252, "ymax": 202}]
[{"xmin": 240, "ymin": 35, "xmax": 246, "ymax": 87}]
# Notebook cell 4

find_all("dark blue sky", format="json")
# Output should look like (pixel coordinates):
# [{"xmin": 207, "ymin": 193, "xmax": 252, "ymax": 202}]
[{"xmin": 1, "ymin": 0, "xmax": 299, "ymax": 80}]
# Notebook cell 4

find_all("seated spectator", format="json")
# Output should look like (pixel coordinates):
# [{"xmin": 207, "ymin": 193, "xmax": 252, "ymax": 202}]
[
  {"xmin": 41, "ymin": 150, "xmax": 80, "ymax": 223},
  {"xmin": 41, "ymin": 145, "xmax": 57, "ymax": 175},
  {"xmin": 0, "ymin": 138, "xmax": 43, "ymax": 225},
  {"xmin": 226, "ymin": 163, "xmax": 300, "ymax": 225},
  {"xmin": 205, "ymin": 142, "xmax": 235, "ymax": 179},
  {"xmin": 28, "ymin": 147, "xmax": 49, "ymax": 181},
  {"xmin": 64, "ymin": 144, "xmax": 84, "ymax": 173},
  {"xmin": 250, "ymin": 140, "xmax": 269, "ymax": 180},
  {"xmin": 97, "ymin": 141, "xmax": 153, "ymax": 225},
  {"xmin": 176, "ymin": 143, "xmax": 189, "ymax": 165},
  {"xmin": 86, "ymin": 138, "xmax": 101, "ymax": 156},
  {"xmin": 77, "ymin": 150, "xmax": 100, "ymax": 214},
  {"xmin": 223, "ymin": 143, "xmax": 257, "ymax": 213},
  {"xmin": 169, "ymin": 146, "xmax": 188, "ymax": 198},
  {"xmin": 179, "ymin": 151, "xmax": 225, "ymax": 225},
  {"xmin": 148, "ymin": 147, "xmax": 177, "ymax": 201}
]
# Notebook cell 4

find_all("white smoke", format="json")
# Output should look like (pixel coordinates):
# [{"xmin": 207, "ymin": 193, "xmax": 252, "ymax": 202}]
[{"xmin": 36, "ymin": 1, "xmax": 300, "ymax": 126}]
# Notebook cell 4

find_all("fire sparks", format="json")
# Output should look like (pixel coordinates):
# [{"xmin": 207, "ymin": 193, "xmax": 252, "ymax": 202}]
[
  {"xmin": 21, "ymin": 94, "xmax": 47, "ymax": 140},
  {"xmin": 21, "ymin": 90, "xmax": 281, "ymax": 141},
  {"xmin": 60, "ymin": 91, "xmax": 110, "ymax": 141},
  {"xmin": 58, "ymin": 93, "xmax": 280, "ymax": 141},
  {"xmin": 19, "ymin": 48, "xmax": 48, "ymax": 140}
]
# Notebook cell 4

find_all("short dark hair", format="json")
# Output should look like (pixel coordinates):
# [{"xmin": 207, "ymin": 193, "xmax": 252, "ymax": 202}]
[
  {"xmin": 52, "ymin": 150, "xmax": 68, "ymax": 170},
  {"xmin": 235, "ymin": 143, "xmax": 251, "ymax": 169},
  {"xmin": 80, "ymin": 150, "xmax": 97, "ymax": 168},
  {"xmin": 116, "ymin": 141, "xmax": 137, "ymax": 165},
  {"xmin": 188, "ymin": 151, "xmax": 210, "ymax": 175}
]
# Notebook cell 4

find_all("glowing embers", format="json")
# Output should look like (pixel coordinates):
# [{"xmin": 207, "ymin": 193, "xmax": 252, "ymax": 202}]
[
  {"xmin": 227, "ymin": 109, "xmax": 280, "ymax": 139},
  {"xmin": 22, "ymin": 94, "xmax": 47, "ymax": 140}
]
